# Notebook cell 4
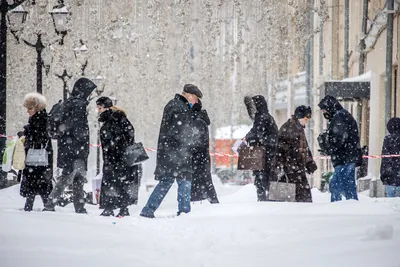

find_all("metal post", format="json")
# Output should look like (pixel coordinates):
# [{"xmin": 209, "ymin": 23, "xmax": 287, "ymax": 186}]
[
  {"xmin": 385, "ymin": 0, "xmax": 394, "ymax": 125},
  {"xmin": 0, "ymin": 0, "xmax": 7, "ymax": 187},
  {"xmin": 55, "ymin": 69, "xmax": 72, "ymax": 101},
  {"xmin": 306, "ymin": 0, "xmax": 314, "ymax": 145},
  {"xmin": 344, "ymin": 0, "xmax": 349, "ymax": 78},
  {"xmin": 23, "ymin": 34, "xmax": 45, "ymax": 94},
  {"xmin": 359, "ymin": 0, "xmax": 368, "ymax": 75}
]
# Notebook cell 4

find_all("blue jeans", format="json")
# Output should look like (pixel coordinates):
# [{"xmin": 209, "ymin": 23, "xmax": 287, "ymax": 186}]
[
  {"xmin": 330, "ymin": 163, "xmax": 358, "ymax": 202},
  {"xmin": 386, "ymin": 185, "xmax": 400, "ymax": 197},
  {"xmin": 141, "ymin": 177, "xmax": 192, "ymax": 216}
]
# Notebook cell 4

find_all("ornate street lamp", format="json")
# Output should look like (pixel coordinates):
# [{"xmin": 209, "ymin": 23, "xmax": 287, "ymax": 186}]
[
  {"xmin": 74, "ymin": 40, "xmax": 89, "ymax": 76},
  {"xmin": 55, "ymin": 69, "xmax": 72, "ymax": 101},
  {"xmin": 49, "ymin": 1, "xmax": 70, "ymax": 45},
  {"xmin": 6, "ymin": 5, "xmax": 28, "ymax": 42}
]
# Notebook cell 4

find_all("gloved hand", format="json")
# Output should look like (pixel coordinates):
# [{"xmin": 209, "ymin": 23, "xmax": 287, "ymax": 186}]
[{"xmin": 306, "ymin": 160, "xmax": 318, "ymax": 174}]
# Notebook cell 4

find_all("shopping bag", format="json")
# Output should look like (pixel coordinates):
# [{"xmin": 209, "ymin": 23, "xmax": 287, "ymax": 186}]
[
  {"xmin": 2, "ymin": 137, "xmax": 17, "ymax": 172},
  {"xmin": 268, "ymin": 174, "xmax": 296, "ymax": 202},
  {"xmin": 92, "ymin": 172, "xmax": 102, "ymax": 204},
  {"xmin": 123, "ymin": 142, "xmax": 149, "ymax": 167},
  {"xmin": 12, "ymin": 136, "xmax": 26, "ymax": 170},
  {"xmin": 25, "ymin": 147, "xmax": 49, "ymax": 167},
  {"xmin": 237, "ymin": 145, "xmax": 266, "ymax": 170}
]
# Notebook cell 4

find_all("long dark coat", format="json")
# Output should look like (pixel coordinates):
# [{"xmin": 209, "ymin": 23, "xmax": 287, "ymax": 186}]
[
  {"xmin": 318, "ymin": 96, "xmax": 362, "ymax": 167},
  {"xmin": 20, "ymin": 110, "xmax": 53, "ymax": 198},
  {"xmin": 275, "ymin": 116, "xmax": 316, "ymax": 202},
  {"xmin": 245, "ymin": 95, "xmax": 278, "ymax": 168},
  {"xmin": 190, "ymin": 102, "xmax": 219, "ymax": 203},
  {"xmin": 380, "ymin": 117, "xmax": 400, "ymax": 186},
  {"xmin": 57, "ymin": 78, "xmax": 97, "ymax": 170},
  {"xmin": 154, "ymin": 94, "xmax": 195, "ymax": 180},
  {"xmin": 98, "ymin": 109, "xmax": 139, "ymax": 209}
]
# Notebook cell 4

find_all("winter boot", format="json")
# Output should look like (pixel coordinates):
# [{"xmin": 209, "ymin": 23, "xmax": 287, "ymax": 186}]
[
  {"xmin": 116, "ymin": 207, "xmax": 130, "ymax": 217},
  {"xmin": 140, "ymin": 212, "xmax": 155, "ymax": 219},
  {"xmin": 100, "ymin": 209, "xmax": 114, "ymax": 217},
  {"xmin": 24, "ymin": 195, "xmax": 35, "ymax": 211}
]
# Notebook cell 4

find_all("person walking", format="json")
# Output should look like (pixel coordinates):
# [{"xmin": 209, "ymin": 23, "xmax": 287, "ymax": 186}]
[
  {"xmin": 380, "ymin": 117, "xmax": 400, "ymax": 197},
  {"xmin": 318, "ymin": 95, "xmax": 362, "ymax": 202},
  {"xmin": 190, "ymin": 100, "xmax": 219, "ymax": 204},
  {"xmin": 20, "ymin": 93, "xmax": 53, "ymax": 211},
  {"xmin": 243, "ymin": 95, "xmax": 278, "ymax": 201},
  {"xmin": 140, "ymin": 84, "xmax": 201, "ymax": 218},
  {"xmin": 96, "ymin": 96, "xmax": 140, "ymax": 216},
  {"xmin": 43, "ymin": 77, "xmax": 97, "ymax": 213},
  {"xmin": 275, "ymin": 106, "xmax": 317, "ymax": 202}
]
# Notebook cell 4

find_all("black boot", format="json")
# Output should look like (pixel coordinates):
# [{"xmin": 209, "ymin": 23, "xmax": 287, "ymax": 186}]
[
  {"xmin": 116, "ymin": 207, "xmax": 130, "ymax": 217},
  {"xmin": 24, "ymin": 195, "xmax": 35, "ymax": 211},
  {"xmin": 100, "ymin": 209, "xmax": 114, "ymax": 217}
]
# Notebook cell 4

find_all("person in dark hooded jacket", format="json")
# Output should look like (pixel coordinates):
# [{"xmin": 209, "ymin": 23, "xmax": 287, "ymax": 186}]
[
  {"xmin": 275, "ymin": 106, "xmax": 317, "ymax": 202},
  {"xmin": 190, "ymin": 101, "xmax": 219, "ymax": 204},
  {"xmin": 244, "ymin": 95, "xmax": 278, "ymax": 201},
  {"xmin": 44, "ymin": 77, "xmax": 97, "ymax": 213},
  {"xmin": 96, "ymin": 97, "xmax": 140, "ymax": 216},
  {"xmin": 380, "ymin": 117, "xmax": 400, "ymax": 197},
  {"xmin": 20, "ymin": 93, "xmax": 53, "ymax": 211},
  {"xmin": 318, "ymin": 95, "xmax": 362, "ymax": 202}
]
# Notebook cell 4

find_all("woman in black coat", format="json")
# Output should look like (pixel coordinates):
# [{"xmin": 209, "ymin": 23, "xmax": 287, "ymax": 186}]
[
  {"xmin": 20, "ymin": 93, "xmax": 53, "ymax": 211},
  {"xmin": 190, "ymin": 101, "xmax": 219, "ymax": 203},
  {"xmin": 244, "ymin": 95, "xmax": 278, "ymax": 201},
  {"xmin": 380, "ymin": 117, "xmax": 400, "ymax": 197},
  {"xmin": 96, "ymin": 97, "xmax": 139, "ymax": 217}
]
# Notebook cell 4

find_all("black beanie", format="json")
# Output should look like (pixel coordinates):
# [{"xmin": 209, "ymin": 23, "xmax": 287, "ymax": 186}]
[
  {"xmin": 96, "ymin": 96, "xmax": 113, "ymax": 108},
  {"xmin": 294, "ymin": 105, "xmax": 312, "ymax": 119}
]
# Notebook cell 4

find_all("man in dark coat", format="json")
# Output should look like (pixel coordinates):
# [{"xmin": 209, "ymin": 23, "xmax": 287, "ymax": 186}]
[
  {"xmin": 44, "ymin": 77, "xmax": 97, "ymax": 213},
  {"xmin": 275, "ymin": 106, "xmax": 317, "ymax": 202},
  {"xmin": 380, "ymin": 117, "xmax": 400, "ymax": 197},
  {"xmin": 140, "ymin": 84, "xmax": 201, "ymax": 218},
  {"xmin": 244, "ymin": 95, "xmax": 278, "ymax": 201},
  {"xmin": 190, "ymin": 101, "xmax": 219, "ymax": 204},
  {"xmin": 318, "ymin": 95, "xmax": 362, "ymax": 202}
]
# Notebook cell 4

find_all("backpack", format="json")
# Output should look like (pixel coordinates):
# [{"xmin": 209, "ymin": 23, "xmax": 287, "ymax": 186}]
[{"xmin": 47, "ymin": 99, "xmax": 66, "ymax": 139}]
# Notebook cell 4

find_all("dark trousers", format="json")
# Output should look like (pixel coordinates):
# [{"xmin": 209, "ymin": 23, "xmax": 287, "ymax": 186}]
[
  {"xmin": 24, "ymin": 195, "xmax": 49, "ymax": 211},
  {"xmin": 253, "ymin": 168, "xmax": 272, "ymax": 202},
  {"xmin": 286, "ymin": 172, "xmax": 313, "ymax": 203}
]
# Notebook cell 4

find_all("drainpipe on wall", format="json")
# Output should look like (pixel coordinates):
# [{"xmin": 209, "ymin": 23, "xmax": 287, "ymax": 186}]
[
  {"xmin": 359, "ymin": 0, "xmax": 368, "ymax": 75},
  {"xmin": 344, "ymin": 0, "xmax": 349, "ymax": 78},
  {"xmin": 306, "ymin": 0, "xmax": 314, "ymax": 146},
  {"xmin": 385, "ymin": 0, "xmax": 394, "ymax": 125}
]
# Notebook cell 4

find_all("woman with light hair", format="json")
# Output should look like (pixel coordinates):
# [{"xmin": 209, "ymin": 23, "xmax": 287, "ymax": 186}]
[{"xmin": 20, "ymin": 92, "xmax": 53, "ymax": 211}]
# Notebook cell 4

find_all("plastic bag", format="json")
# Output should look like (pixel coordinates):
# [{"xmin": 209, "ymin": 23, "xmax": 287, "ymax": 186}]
[{"xmin": 2, "ymin": 137, "xmax": 17, "ymax": 172}]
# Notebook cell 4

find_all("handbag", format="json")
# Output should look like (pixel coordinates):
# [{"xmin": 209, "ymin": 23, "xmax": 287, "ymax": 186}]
[
  {"xmin": 237, "ymin": 144, "xmax": 266, "ymax": 170},
  {"xmin": 25, "ymin": 143, "xmax": 49, "ymax": 167},
  {"xmin": 123, "ymin": 142, "xmax": 149, "ymax": 167},
  {"xmin": 268, "ymin": 173, "xmax": 296, "ymax": 202}
]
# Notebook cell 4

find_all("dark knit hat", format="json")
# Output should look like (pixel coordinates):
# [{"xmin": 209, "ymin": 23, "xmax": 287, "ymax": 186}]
[
  {"xmin": 96, "ymin": 96, "xmax": 113, "ymax": 108},
  {"xmin": 294, "ymin": 105, "xmax": 312, "ymax": 119},
  {"xmin": 183, "ymin": 84, "xmax": 203, "ymax": 98}
]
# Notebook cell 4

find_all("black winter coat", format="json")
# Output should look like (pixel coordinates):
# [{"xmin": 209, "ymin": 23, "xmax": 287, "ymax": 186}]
[
  {"xmin": 190, "ymin": 102, "xmax": 219, "ymax": 203},
  {"xmin": 245, "ymin": 95, "xmax": 278, "ymax": 167},
  {"xmin": 99, "ymin": 109, "xmax": 139, "ymax": 209},
  {"xmin": 318, "ymin": 96, "xmax": 362, "ymax": 167},
  {"xmin": 57, "ymin": 78, "xmax": 96, "ymax": 169},
  {"xmin": 154, "ymin": 94, "xmax": 195, "ymax": 180},
  {"xmin": 20, "ymin": 110, "xmax": 53, "ymax": 197},
  {"xmin": 380, "ymin": 117, "xmax": 400, "ymax": 186}
]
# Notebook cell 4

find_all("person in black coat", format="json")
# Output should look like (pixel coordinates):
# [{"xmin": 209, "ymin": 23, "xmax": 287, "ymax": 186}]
[
  {"xmin": 44, "ymin": 77, "xmax": 97, "ymax": 213},
  {"xmin": 318, "ymin": 95, "xmax": 362, "ymax": 202},
  {"xmin": 190, "ymin": 101, "xmax": 219, "ymax": 204},
  {"xmin": 244, "ymin": 95, "xmax": 278, "ymax": 201},
  {"xmin": 140, "ymin": 84, "xmax": 201, "ymax": 218},
  {"xmin": 380, "ymin": 117, "xmax": 400, "ymax": 197},
  {"xmin": 96, "ymin": 97, "xmax": 140, "ymax": 216},
  {"xmin": 20, "ymin": 93, "xmax": 53, "ymax": 211}
]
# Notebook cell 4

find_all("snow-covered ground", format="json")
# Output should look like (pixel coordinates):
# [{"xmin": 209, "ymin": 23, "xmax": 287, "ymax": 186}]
[{"xmin": 1, "ymin": 177, "xmax": 400, "ymax": 267}]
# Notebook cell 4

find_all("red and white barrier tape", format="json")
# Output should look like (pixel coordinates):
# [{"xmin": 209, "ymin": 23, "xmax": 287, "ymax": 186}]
[{"xmin": 1, "ymin": 134, "xmax": 399, "ymax": 159}]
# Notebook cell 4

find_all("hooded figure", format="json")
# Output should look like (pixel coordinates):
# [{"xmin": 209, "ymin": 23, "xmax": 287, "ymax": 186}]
[
  {"xmin": 190, "ymin": 101, "xmax": 219, "ymax": 203},
  {"xmin": 96, "ymin": 97, "xmax": 140, "ymax": 216},
  {"xmin": 318, "ymin": 95, "xmax": 361, "ymax": 202},
  {"xmin": 44, "ymin": 78, "xmax": 97, "ymax": 213},
  {"xmin": 380, "ymin": 117, "xmax": 400, "ymax": 196},
  {"xmin": 244, "ymin": 95, "xmax": 278, "ymax": 201}
]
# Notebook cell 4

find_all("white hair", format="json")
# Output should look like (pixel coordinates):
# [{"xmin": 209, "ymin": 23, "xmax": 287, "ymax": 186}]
[{"xmin": 23, "ymin": 92, "xmax": 47, "ymax": 111}]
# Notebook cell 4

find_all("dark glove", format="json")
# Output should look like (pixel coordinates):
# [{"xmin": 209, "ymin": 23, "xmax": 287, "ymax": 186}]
[{"xmin": 306, "ymin": 161, "xmax": 318, "ymax": 174}]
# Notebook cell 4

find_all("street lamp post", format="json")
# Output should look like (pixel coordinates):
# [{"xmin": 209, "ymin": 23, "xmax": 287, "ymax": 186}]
[
  {"xmin": 23, "ymin": 33, "xmax": 45, "ymax": 94},
  {"xmin": 92, "ymin": 75, "xmax": 105, "ymax": 176},
  {"xmin": 74, "ymin": 40, "xmax": 89, "ymax": 76},
  {"xmin": 49, "ymin": 0, "xmax": 70, "ymax": 45},
  {"xmin": 55, "ymin": 69, "xmax": 72, "ymax": 101},
  {"xmin": 0, "ymin": 0, "xmax": 27, "ymax": 187}
]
